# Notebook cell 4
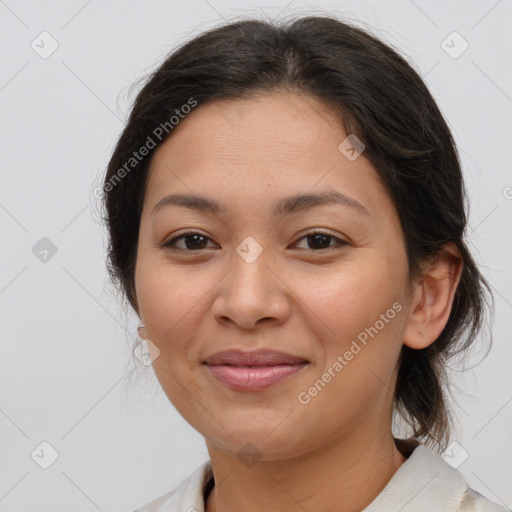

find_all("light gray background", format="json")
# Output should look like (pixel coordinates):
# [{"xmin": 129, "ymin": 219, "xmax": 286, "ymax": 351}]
[{"xmin": 1, "ymin": 1, "xmax": 511, "ymax": 510}]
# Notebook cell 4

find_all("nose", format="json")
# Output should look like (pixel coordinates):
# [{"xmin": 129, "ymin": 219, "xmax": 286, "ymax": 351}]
[{"xmin": 211, "ymin": 244, "xmax": 291, "ymax": 331}]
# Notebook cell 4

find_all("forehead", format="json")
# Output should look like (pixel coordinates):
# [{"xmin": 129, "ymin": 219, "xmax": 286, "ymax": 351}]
[
  {"xmin": 143, "ymin": 92, "xmax": 394, "ymax": 220},
  {"xmin": 166, "ymin": 91, "xmax": 346, "ymax": 154}
]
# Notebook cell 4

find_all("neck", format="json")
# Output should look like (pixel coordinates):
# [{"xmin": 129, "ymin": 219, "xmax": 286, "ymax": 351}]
[{"xmin": 205, "ymin": 429, "xmax": 408, "ymax": 512}]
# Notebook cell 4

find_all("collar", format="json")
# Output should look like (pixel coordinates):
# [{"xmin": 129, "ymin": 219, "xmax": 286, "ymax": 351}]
[{"xmin": 134, "ymin": 439, "xmax": 506, "ymax": 512}]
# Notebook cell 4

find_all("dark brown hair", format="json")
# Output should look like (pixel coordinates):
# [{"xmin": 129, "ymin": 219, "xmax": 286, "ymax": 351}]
[{"xmin": 100, "ymin": 14, "xmax": 494, "ymax": 451}]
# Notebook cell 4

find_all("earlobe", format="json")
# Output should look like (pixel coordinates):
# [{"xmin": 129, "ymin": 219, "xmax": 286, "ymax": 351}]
[
  {"xmin": 137, "ymin": 322, "xmax": 147, "ymax": 339},
  {"xmin": 403, "ymin": 242, "xmax": 463, "ymax": 350}
]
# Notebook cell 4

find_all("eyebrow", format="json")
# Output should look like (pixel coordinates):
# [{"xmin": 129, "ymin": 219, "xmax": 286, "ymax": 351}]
[{"xmin": 150, "ymin": 189, "xmax": 370, "ymax": 218}]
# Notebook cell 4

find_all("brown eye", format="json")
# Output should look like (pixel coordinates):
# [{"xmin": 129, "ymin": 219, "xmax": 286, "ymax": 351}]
[
  {"xmin": 293, "ymin": 231, "xmax": 348, "ymax": 251},
  {"xmin": 161, "ymin": 230, "xmax": 348, "ymax": 253},
  {"xmin": 162, "ymin": 232, "xmax": 215, "ymax": 251}
]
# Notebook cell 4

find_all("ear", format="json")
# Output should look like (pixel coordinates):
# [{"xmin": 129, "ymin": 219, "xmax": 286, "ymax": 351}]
[
  {"xmin": 129, "ymin": 281, "xmax": 147, "ymax": 338},
  {"xmin": 403, "ymin": 242, "xmax": 463, "ymax": 350}
]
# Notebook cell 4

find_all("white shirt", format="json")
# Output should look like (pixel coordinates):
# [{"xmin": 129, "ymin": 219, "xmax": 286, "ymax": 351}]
[{"xmin": 132, "ymin": 441, "xmax": 508, "ymax": 512}]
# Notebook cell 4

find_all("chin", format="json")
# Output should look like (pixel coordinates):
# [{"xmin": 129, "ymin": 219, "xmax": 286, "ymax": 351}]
[{"xmin": 202, "ymin": 423, "xmax": 311, "ymax": 462}]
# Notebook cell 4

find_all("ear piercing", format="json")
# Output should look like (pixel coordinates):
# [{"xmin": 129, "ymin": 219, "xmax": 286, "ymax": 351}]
[{"xmin": 418, "ymin": 330, "xmax": 424, "ymax": 339}]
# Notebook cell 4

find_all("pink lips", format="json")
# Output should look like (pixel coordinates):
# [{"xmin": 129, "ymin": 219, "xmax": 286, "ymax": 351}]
[{"xmin": 203, "ymin": 349, "xmax": 309, "ymax": 392}]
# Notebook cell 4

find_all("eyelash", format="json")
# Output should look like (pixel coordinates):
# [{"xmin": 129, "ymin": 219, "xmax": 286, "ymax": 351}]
[{"xmin": 161, "ymin": 231, "xmax": 348, "ymax": 253}]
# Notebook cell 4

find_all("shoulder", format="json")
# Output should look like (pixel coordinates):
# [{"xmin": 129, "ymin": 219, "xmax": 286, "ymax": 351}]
[
  {"xmin": 363, "ymin": 442, "xmax": 509, "ymax": 512},
  {"xmin": 459, "ymin": 486, "xmax": 510, "ymax": 512},
  {"xmin": 131, "ymin": 460, "xmax": 212, "ymax": 512}
]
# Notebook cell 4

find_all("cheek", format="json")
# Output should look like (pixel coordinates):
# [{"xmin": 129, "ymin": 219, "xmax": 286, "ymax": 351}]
[
  {"xmin": 295, "ymin": 258, "xmax": 404, "ymax": 343},
  {"xmin": 296, "ymin": 273, "xmax": 404, "ymax": 435},
  {"xmin": 135, "ymin": 263, "xmax": 210, "ymax": 412},
  {"xmin": 300, "ymin": 259, "xmax": 406, "ymax": 394},
  {"xmin": 135, "ymin": 260, "xmax": 209, "ymax": 350}
]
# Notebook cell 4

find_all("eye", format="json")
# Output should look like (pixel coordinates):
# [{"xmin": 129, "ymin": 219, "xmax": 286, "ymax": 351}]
[
  {"xmin": 292, "ymin": 231, "xmax": 348, "ymax": 251},
  {"xmin": 162, "ymin": 231, "xmax": 216, "ymax": 252},
  {"xmin": 161, "ymin": 230, "xmax": 348, "ymax": 253}
]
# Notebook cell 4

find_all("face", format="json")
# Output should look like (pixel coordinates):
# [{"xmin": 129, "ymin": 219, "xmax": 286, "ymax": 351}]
[{"xmin": 134, "ymin": 91, "xmax": 414, "ymax": 460}]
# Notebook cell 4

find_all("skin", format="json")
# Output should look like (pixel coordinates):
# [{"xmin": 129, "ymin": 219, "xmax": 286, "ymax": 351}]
[{"xmin": 134, "ymin": 91, "xmax": 462, "ymax": 512}]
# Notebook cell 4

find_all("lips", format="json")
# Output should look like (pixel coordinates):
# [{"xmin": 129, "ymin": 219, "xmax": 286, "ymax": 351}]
[
  {"xmin": 202, "ymin": 349, "xmax": 309, "ymax": 392},
  {"xmin": 203, "ymin": 349, "xmax": 308, "ymax": 367}
]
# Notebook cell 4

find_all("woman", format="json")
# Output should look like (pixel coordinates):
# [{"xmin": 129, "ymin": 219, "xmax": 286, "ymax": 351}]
[{"xmin": 101, "ymin": 14, "xmax": 508, "ymax": 512}]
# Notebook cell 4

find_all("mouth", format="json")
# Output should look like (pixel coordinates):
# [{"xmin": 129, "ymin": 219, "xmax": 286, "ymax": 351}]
[
  {"xmin": 203, "ymin": 349, "xmax": 309, "ymax": 367},
  {"xmin": 202, "ymin": 349, "xmax": 309, "ymax": 391}
]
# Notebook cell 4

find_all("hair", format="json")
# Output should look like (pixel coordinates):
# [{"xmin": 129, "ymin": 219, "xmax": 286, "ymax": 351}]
[{"xmin": 100, "ymin": 13, "xmax": 494, "ymax": 452}]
